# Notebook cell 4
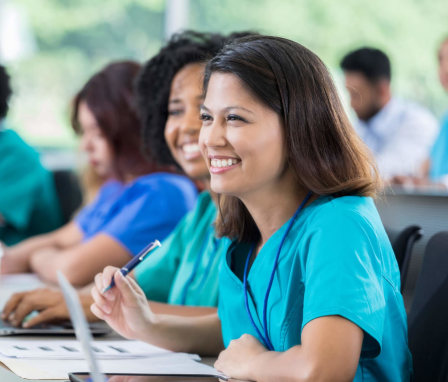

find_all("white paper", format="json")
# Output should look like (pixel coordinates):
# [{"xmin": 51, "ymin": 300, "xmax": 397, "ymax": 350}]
[
  {"xmin": 0, "ymin": 354, "xmax": 225, "ymax": 380},
  {"xmin": 0, "ymin": 339, "xmax": 190, "ymax": 360}
]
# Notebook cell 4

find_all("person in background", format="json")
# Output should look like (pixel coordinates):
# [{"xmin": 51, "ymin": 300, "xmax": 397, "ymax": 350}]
[
  {"xmin": 340, "ymin": 47, "xmax": 438, "ymax": 181},
  {"xmin": 0, "ymin": 61, "xmax": 197, "ymax": 287},
  {"xmin": 2, "ymin": 31, "xmax": 235, "ymax": 328},
  {"xmin": 392, "ymin": 37, "xmax": 448, "ymax": 189},
  {"xmin": 0, "ymin": 64, "xmax": 62, "ymax": 246},
  {"xmin": 92, "ymin": 36, "xmax": 411, "ymax": 382}
]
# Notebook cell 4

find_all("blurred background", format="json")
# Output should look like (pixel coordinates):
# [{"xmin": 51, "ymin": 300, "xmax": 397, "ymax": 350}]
[{"xmin": 1, "ymin": 0, "xmax": 447, "ymax": 158}]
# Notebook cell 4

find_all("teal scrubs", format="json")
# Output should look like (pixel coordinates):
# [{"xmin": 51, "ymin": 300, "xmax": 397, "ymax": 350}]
[
  {"xmin": 429, "ymin": 112, "xmax": 448, "ymax": 180},
  {"xmin": 0, "ymin": 126, "xmax": 62, "ymax": 245},
  {"xmin": 135, "ymin": 191, "xmax": 230, "ymax": 306},
  {"xmin": 219, "ymin": 195, "xmax": 412, "ymax": 381}
]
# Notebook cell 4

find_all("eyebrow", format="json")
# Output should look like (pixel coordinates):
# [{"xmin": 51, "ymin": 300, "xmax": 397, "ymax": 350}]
[
  {"xmin": 169, "ymin": 95, "xmax": 203, "ymax": 104},
  {"xmin": 200, "ymin": 105, "xmax": 254, "ymax": 114}
]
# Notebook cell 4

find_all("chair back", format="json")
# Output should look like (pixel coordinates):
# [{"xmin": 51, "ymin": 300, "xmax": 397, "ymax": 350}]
[
  {"xmin": 408, "ymin": 231, "xmax": 448, "ymax": 382},
  {"xmin": 386, "ymin": 225, "xmax": 423, "ymax": 291},
  {"xmin": 52, "ymin": 169, "xmax": 83, "ymax": 224}
]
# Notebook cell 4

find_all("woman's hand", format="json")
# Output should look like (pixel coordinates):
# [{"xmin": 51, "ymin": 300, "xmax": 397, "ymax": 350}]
[
  {"xmin": 90, "ymin": 266, "xmax": 156, "ymax": 340},
  {"xmin": 215, "ymin": 334, "xmax": 267, "ymax": 381},
  {"xmin": 0, "ymin": 245, "xmax": 31, "ymax": 274},
  {"xmin": 1, "ymin": 288, "xmax": 98, "ymax": 327}
]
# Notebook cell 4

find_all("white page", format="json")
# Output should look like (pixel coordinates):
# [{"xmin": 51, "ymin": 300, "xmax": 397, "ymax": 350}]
[
  {"xmin": 0, "ymin": 354, "xmax": 226, "ymax": 380},
  {"xmin": 0, "ymin": 339, "xmax": 197, "ymax": 360}
]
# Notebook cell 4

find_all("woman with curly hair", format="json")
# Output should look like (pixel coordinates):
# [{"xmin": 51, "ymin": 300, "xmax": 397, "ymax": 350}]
[{"xmin": 2, "ymin": 31, "xmax": 241, "ymax": 326}]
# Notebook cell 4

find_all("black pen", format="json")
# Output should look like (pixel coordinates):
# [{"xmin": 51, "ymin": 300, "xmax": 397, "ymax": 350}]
[{"xmin": 101, "ymin": 240, "xmax": 161, "ymax": 294}]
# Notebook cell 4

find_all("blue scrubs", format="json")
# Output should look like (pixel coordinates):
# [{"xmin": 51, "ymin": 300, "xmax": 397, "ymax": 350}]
[
  {"xmin": 75, "ymin": 172, "xmax": 197, "ymax": 256},
  {"xmin": 430, "ymin": 112, "xmax": 448, "ymax": 181},
  {"xmin": 218, "ymin": 195, "xmax": 412, "ymax": 381}
]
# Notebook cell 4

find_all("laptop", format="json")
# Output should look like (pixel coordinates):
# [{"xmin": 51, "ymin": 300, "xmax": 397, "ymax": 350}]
[
  {"xmin": 57, "ymin": 272, "xmax": 224, "ymax": 382},
  {"xmin": 0, "ymin": 316, "xmax": 110, "ymax": 336}
]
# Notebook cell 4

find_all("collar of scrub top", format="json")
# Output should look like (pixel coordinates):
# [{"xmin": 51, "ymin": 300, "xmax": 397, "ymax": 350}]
[{"xmin": 243, "ymin": 191, "xmax": 313, "ymax": 351}]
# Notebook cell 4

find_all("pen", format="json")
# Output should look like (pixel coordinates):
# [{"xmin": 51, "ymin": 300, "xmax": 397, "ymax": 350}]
[{"xmin": 101, "ymin": 240, "xmax": 161, "ymax": 294}]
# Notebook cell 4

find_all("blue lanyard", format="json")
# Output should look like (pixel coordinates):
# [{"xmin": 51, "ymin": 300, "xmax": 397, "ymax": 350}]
[{"xmin": 243, "ymin": 191, "xmax": 313, "ymax": 350}]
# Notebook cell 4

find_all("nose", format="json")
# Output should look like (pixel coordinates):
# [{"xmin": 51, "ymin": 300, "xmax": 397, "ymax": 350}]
[
  {"xmin": 80, "ymin": 134, "xmax": 92, "ymax": 153},
  {"xmin": 180, "ymin": 108, "xmax": 201, "ymax": 135},
  {"xmin": 200, "ymin": 121, "xmax": 226, "ymax": 148}
]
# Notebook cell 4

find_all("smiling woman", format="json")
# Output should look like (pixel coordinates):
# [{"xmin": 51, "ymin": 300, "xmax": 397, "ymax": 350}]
[{"xmin": 90, "ymin": 35, "xmax": 411, "ymax": 382}]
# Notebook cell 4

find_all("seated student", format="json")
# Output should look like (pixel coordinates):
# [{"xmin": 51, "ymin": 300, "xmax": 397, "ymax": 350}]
[
  {"xmin": 0, "ymin": 64, "xmax": 62, "ymax": 246},
  {"xmin": 340, "ymin": 47, "xmax": 438, "ymax": 181},
  {"xmin": 392, "ymin": 37, "xmax": 448, "ymax": 189},
  {"xmin": 92, "ymin": 36, "xmax": 411, "ymax": 382},
  {"xmin": 0, "ymin": 61, "xmax": 197, "ymax": 287},
  {"xmin": 2, "ymin": 31, "xmax": 234, "ymax": 327}
]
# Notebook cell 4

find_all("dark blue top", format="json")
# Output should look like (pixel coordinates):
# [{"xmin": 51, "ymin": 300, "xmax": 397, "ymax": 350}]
[{"xmin": 75, "ymin": 172, "xmax": 197, "ymax": 256}]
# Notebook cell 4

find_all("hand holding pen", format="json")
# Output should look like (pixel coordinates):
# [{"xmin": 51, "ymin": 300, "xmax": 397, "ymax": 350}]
[{"xmin": 101, "ymin": 240, "xmax": 161, "ymax": 294}]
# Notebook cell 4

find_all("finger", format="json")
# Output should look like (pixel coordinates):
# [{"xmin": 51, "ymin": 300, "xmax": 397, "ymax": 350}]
[
  {"xmin": 2, "ymin": 292, "xmax": 25, "ymax": 320},
  {"xmin": 9, "ymin": 298, "xmax": 37, "ymax": 326},
  {"xmin": 114, "ymin": 271, "xmax": 140, "ymax": 305},
  {"xmin": 90, "ymin": 303, "xmax": 107, "ymax": 320},
  {"xmin": 126, "ymin": 274, "xmax": 145, "ymax": 295},
  {"xmin": 91, "ymin": 286, "xmax": 112, "ymax": 314},
  {"xmin": 102, "ymin": 266, "xmax": 120, "ymax": 289},
  {"xmin": 22, "ymin": 308, "xmax": 62, "ymax": 328}
]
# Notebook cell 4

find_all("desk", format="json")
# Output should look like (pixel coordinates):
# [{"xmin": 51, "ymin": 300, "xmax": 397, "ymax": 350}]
[{"xmin": 0, "ymin": 275, "xmax": 225, "ymax": 382}]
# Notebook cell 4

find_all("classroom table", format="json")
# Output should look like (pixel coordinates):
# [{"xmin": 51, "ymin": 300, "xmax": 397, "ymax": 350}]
[{"xmin": 0, "ymin": 274, "xmax": 230, "ymax": 382}]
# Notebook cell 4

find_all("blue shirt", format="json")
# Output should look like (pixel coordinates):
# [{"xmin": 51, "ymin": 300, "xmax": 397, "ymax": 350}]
[
  {"xmin": 429, "ymin": 111, "xmax": 448, "ymax": 181},
  {"xmin": 135, "ymin": 191, "xmax": 230, "ymax": 306},
  {"xmin": 218, "ymin": 195, "xmax": 411, "ymax": 381},
  {"xmin": 75, "ymin": 172, "xmax": 197, "ymax": 256}
]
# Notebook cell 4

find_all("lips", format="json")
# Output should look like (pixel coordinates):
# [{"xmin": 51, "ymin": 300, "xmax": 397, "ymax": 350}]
[{"xmin": 180, "ymin": 142, "xmax": 201, "ymax": 160}]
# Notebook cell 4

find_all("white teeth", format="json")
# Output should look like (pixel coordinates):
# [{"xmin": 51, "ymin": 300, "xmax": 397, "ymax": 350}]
[
  {"xmin": 210, "ymin": 158, "xmax": 238, "ymax": 168},
  {"xmin": 183, "ymin": 143, "xmax": 200, "ymax": 153}
]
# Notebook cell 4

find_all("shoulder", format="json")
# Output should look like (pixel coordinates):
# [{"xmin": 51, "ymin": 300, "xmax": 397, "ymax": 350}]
[
  {"xmin": 302, "ymin": 195, "xmax": 383, "ymax": 237},
  {"xmin": 399, "ymin": 98, "xmax": 438, "ymax": 126},
  {"xmin": 0, "ymin": 129, "xmax": 40, "ymax": 160},
  {"xmin": 130, "ymin": 172, "xmax": 196, "ymax": 194}
]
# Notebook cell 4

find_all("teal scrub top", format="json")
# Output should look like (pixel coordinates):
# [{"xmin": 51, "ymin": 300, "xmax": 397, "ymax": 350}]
[
  {"xmin": 219, "ymin": 195, "xmax": 412, "ymax": 382},
  {"xmin": 0, "ymin": 127, "xmax": 62, "ymax": 245},
  {"xmin": 135, "ymin": 191, "xmax": 230, "ymax": 306},
  {"xmin": 430, "ymin": 112, "xmax": 448, "ymax": 180}
]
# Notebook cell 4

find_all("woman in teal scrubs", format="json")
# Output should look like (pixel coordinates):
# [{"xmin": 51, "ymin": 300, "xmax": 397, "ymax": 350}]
[{"xmin": 92, "ymin": 35, "xmax": 410, "ymax": 381}]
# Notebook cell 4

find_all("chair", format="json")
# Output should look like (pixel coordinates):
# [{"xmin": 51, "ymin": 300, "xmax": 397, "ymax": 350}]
[
  {"xmin": 408, "ymin": 231, "xmax": 448, "ymax": 382},
  {"xmin": 52, "ymin": 169, "xmax": 83, "ymax": 224},
  {"xmin": 386, "ymin": 225, "xmax": 423, "ymax": 292}
]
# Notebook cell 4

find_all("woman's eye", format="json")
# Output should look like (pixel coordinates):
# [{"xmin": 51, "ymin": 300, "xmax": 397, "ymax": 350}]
[
  {"xmin": 168, "ymin": 109, "xmax": 183, "ymax": 116},
  {"xmin": 226, "ymin": 114, "xmax": 246, "ymax": 122},
  {"xmin": 200, "ymin": 113, "xmax": 212, "ymax": 121}
]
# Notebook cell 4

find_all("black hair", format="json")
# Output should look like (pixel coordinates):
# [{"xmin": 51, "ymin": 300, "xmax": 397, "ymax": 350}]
[
  {"xmin": 136, "ymin": 30, "xmax": 256, "ymax": 167},
  {"xmin": 0, "ymin": 65, "xmax": 12, "ymax": 120},
  {"xmin": 340, "ymin": 47, "xmax": 391, "ymax": 82}
]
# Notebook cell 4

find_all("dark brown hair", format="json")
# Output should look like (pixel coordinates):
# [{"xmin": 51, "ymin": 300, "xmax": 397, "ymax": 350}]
[
  {"xmin": 72, "ymin": 61, "xmax": 161, "ymax": 181},
  {"xmin": 203, "ymin": 35, "xmax": 380, "ymax": 242}
]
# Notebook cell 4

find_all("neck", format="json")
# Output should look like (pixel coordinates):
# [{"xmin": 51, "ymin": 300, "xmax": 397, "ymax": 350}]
[{"xmin": 239, "ymin": 170, "xmax": 311, "ymax": 248}]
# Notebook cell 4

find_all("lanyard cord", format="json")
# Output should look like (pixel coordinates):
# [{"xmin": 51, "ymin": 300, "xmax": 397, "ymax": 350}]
[{"xmin": 243, "ymin": 191, "xmax": 313, "ymax": 350}]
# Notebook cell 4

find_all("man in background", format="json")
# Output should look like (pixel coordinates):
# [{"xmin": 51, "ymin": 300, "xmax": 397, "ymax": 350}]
[
  {"xmin": 340, "ymin": 47, "xmax": 438, "ymax": 180},
  {"xmin": 0, "ymin": 64, "xmax": 62, "ymax": 245}
]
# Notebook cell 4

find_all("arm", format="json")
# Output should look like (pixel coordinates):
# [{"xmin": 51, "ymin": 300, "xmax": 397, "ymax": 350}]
[
  {"xmin": 91, "ymin": 266, "xmax": 224, "ymax": 356},
  {"xmin": 1, "ymin": 222, "xmax": 83, "ymax": 274},
  {"xmin": 215, "ymin": 316, "xmax": 363, "ymax": 382},
  {"xmin": 29, "ymin": 233, "xmax": 131, "ymax": 286}
]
